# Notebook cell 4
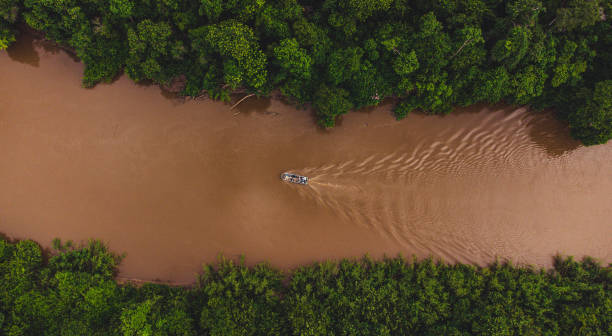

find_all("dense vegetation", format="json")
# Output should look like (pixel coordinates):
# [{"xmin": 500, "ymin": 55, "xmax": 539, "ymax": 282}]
[
  {"xmin": 1, "ymin": 237, "xmax": 611, "ymax": 335},
  {"xmin": 0, "ymin": 0, "xmax": 611, "ymax": 144}
]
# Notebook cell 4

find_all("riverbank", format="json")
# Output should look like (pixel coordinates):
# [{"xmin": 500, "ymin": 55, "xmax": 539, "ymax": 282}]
[
  {"xmin": 1, "ymin": 238, "xmax": 610, "ymax": 335},
  {"xmin": 2, "ymin": 1, "xmax": 611, "ymax": 144},
  {"xmin": 1, "ymin": 36, "xmax": 612, "ymax": 283}
]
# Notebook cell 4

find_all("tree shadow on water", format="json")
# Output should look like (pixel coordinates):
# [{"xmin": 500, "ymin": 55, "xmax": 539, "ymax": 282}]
[
  {"xmin": 132, "ymin": 79, "xmax": 188, "ymax": 106},
  {"xmin": 526, "ymin": 111, "xmax": 581, "ymax": 158},
  {"xmin": 159, "ymin": 86, "xmax": 185, "ymax": 104},
  {"xmin": 232, "ymin": 95, "xmax": 272, "ymax": 116},
  {"xmin": 41, "ymin": 41, "xmax": 80, "ymax": 63},
  {"xmin": 6, "ymin": 32, "xmax": 40, "ymax": 67},
  {"xmin": 453, "ymin": 104, "xmax": 581, "ymax": 158},
  {"xmin": 7, "ymin": 30, "xmax": 80, "ymax": 66}
]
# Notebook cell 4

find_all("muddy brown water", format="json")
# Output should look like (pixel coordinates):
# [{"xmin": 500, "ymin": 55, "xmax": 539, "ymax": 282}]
[{"xmin": 1, "ymin": 36, "xmax": 611, "ymax": 284}]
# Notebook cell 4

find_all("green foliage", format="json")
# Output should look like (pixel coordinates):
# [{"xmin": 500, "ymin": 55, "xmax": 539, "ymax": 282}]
[
  {"xmin": 126, "ymin": 20, "xmax": 179, "ymax": 83},
  {"xmin": 394, "ymin": 101, "xmax": 413, "ymax": 120},
  {"xmin": 393, "ymin": 50, "xmax": 419, "ymax": 76},
  {"xmin": 0, "ymin": 237, "xmax": 611, "ymax": 335},
  {"xmin": 325, "ymin": 0, "xmax": 393, "ymax": 22},
  {"xmin": 271, "ymin": 37, "xmax": 313, "ymax": 102},
  {"xmin": 473, "ymin": 66, "xmax": 511, "ymax": 103},
  {"xmin": 189, "ymin": 20, "xmax": 267, "ymax": 90},
  {"xmin": 197, "ymin": 257, "xmax": 285, "ymax": 336},
  {"xmin": 554, "ymin": 0, "xmax": 602, "ymax": 32},
  {"xmin": 0, "ymin": 0, "xmax": 20, "ymax": 24},
  {"xmin": 120, "ymin": 292, "xmax": 195, "ymax": 336},
  {"xmin": 313, "ymin": 85, "xmax": 354, "ymax": 127},
  {"xmin": 273, "ymin": 38, "xmax": 312, "ymax": 80},
  {"xmin": 0, "ymin": 0, "xmax": 18, "ymax": 49},
  {"xmin": 492, "ymin": 26, "xmax": 532, "ymax": 71},
  {"xmin": 328, "ymin": 47, "xmax": 364, "ymax": 85},
  {"xmin": 0, "ymin": 26, "xmax": 14, "ymax": 50},
  {"xmin": 0, "ymin": 239, "xmax": 125, "ymax": 335},
  {"xmin": 199, "ymin": 0, "xmax": 223, "ymax": 22},
  {"xmin": 550, "ymin": 39, "xmax": 590, "ymax": 88},
  {"xmin": 109, "ymin": 0, "xmax": 134, "ymax": 18},
  {"xmin": 284, "ymin": 256, "xmax": 612, "ymax": 336},
  {"xmin": 49, "ymin": 239, "xmax": 122, "ymax": 279},
  {"xmin": 506, "ymin": 0, "xmax": 544, "ymax": 26},
  {"xmin": 566, "ymin": 81, "xmax": 612, "ymax": 145},
  {"xmin": 1, "ymin": 0, "xmax": 611, "ymax": 143},
  {"xmin": 0, "ymin": 240, "xmax": 42, "ymax": 312}
]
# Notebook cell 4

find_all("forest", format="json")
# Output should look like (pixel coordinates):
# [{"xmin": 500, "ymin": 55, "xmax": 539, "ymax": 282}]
[
  {"xmin": 0, "ymin": 237, "xmax": 610, "ymax": 335},
  {"xmin": 0, "ymin": 0, "xmax": 610, "ymax": 144}
]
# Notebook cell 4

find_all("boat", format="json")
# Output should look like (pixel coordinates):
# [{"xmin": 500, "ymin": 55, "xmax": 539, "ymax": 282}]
[{"xmin": 281, "ymin": 172, "xmax": 308, "ymax": 185}]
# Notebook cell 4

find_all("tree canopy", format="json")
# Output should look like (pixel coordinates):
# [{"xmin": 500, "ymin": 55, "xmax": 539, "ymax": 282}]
[
  {"xmin": 0, "ymin": 237, "xmax": 611, "ymax": 335},
  {"xmin": 1, "ymin": 0, "xmax": 611, "ymax": 144}
]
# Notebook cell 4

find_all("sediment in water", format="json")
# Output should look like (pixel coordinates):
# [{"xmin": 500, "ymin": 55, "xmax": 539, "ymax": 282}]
[{"xmin": 1, "ymin": 35, "xmax": 611, "ymax": 283}]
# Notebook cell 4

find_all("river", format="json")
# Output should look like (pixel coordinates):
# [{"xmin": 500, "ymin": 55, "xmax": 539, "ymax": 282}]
[{"xmin": 1, "ymin": 35, "xmax": 611, "ymax": 284}]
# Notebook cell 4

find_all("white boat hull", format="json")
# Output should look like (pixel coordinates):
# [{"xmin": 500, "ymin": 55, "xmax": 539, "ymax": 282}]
[{"xmin": 281, "ymin": 173, "xmax": 308, "ymax": 185}]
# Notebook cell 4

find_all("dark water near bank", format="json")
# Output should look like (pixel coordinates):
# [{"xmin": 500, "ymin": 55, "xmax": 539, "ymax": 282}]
[{"xmin": 1, "ymin": 36, "xmax": 611, "ymax": 283}]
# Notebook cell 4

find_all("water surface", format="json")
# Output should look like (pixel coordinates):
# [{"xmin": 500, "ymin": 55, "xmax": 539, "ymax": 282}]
[{"xmin": 1, "ymin": 36, "xmax": 611, "ymax": 283}]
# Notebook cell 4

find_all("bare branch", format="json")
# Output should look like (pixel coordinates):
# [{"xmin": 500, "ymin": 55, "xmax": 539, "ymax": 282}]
[
  {"xmin": 451, "ymin": 38, "xmax": 474, "ymax": 58},
  {"xmin": 230, "ymin": 93, "xmax": 256, "ymax": 112}
]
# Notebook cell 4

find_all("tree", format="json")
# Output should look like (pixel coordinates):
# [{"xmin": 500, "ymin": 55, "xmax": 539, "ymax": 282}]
[
  {"xmin": 5, "ymin": 0, "xmax": 612, "ymax": 144},
  {"xmin": 554, "ymin": 0, "xmax": 602, "ymax": 32},
  {"xmin": 394, "ymin": 100, "xmax": 413, "ymax": 120},
  {"xmin": 550, "ymin": 38, "xmax": 591, "ymax": 88},
  {"xmin": 22, "ymin": 0, "xmax": 89, "ymax": 43},
  {"xmin": 567, "ymin": 81, "xmax": 612, "ymax": 145},
  {"xmin": 197, "ymin": 258, "xmax": 285, "ymax": 336},
  {"xmin": 348, "ymin": 60, "xmax": 390, "ymax": 109},
  {"xmin": 126, "ymin": 20, "xmax": 181, "ymax": 83},
  {"xmin": 272, "ymin": 38, "xmax": 313, "ymax": 103},
  {"xmin": 392, "ymin": 12, "xmax": 454, "ymax": 114},
  {"xmin": 492, "ymin": 26, "xmax": 532, "ymax": 71},
  {"xmin": 313, "ymin": 85, "xmax": 354, "ymax": 127},
  {"xmin": 327, "ymin": 47, "xmax": 364, "ymax": 85},
  {"xmin": 189, "ymin": 20, "xmax": 267, "ymax": 90},
  {"xmin": 506, "ymin": 0, "xmax": 544, "ymax": 26},
  {"xmin": 393, "ymin": 50, "xmax": 419, "ymax": 76},
  {"xmin": 472, "ymin": 66, "xmax": 511, "ymax": 104},
  {"xmin": 0, "ymin": 0, "xmax": 19, "ymax": 24},
  {"xmin": 0, "ymin": 25, "xmax": 14, "ymax": 50},
  {"xmin": 2, "ymin": 238, "xmax": 612, "ymax": 335},
  {"xmin": 109, "ymin": 0, "xmax": 133, "ymax": 18},
  {"xmin": 0, "ymin": 0, "xmax": 19, "ymax": 50},
  {"xmin": 411, "ymin": 12, "xmax": 451, "ymax": 74},
  {"xmin": 273, "ymin": 38, "xmax": 312, "ymax": 80},
  {"xmin": 256, "ymin": 1, "xmax": 303, "ymax": 40},
  {"xmin": 199, "ymin": 0, "xmax": 223, "ymax": 22},
  {"xmin": 120, "ymin": 295, "xmax": 195, "ymax": 336},
  {"xmin": 291, "ymin": 17, "xmax": 332, "ymax": 65},
  {"xmin": 509, "ymin": 65, "xmax": 548, "ymax": 104},
  {"xmin": 323, "ymin": 0, "xmax": 393, "ymax": 21},
  {"xmin": 449, "ymin": 26, "xmax": 485, "ymax": 68}
]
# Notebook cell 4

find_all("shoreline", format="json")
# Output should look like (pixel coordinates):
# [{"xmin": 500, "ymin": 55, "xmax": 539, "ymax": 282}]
[
  {"xmin": 2, "ymin": 29, "xmax": 564, "ymax": 133},
  {"xmin": 3, "ymin": 237, "xmax": 610, "ymax": 335},
  {"xmin": 4, "ymin": 233, "xmax": 611, "ymax": 287},
  {"xmin": 1, "ymin": 37, "xmax": 611, "ymax": 283}
]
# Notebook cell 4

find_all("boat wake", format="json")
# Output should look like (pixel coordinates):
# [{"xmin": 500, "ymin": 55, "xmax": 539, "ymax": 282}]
[{"xmin": 285, "ymin": 108, "xmax": 584, "ymax": 264}]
